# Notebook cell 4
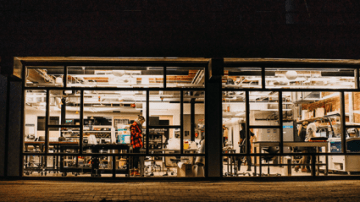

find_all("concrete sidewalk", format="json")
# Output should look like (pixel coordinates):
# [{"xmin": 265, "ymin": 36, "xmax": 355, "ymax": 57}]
[{"xmin": 0, "ymin": 180, "xmax": 359, "ymax": 201}]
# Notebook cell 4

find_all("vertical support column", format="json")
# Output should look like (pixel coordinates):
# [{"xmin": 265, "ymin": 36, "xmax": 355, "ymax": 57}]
[
  {"xmin": 7, "ymin": 80, "xmax": 22, "ymax": 176},
  {"xmin": 180, "ymin": 90, "xmax": 184, "ymax": 155},
  {"xmin": 163, "ymin": 66, "xmax": 166, "ymax": 88},
  {"xmin": 349, "ymin": 92, "xmax": 354, "ymax": 123},
  {"xmin": 191, "ymin": 98, "xmax": 195, "ymax": 141},
  {"xmin": 355, "ymin": 68, "xmax": 359, "ymax": 90},
  {"xmin": 146, "ymin": 90, "xmax": 149, "ymax": 155},
  {"xmin": 278, "ymin": 91, "xmax": 284, "ymax": 154},
  {"xmin": 245, "ymin": 91, "xmax": 250, "ymax": 155},
  {"xmin": 80, "ymin": 90, "xmax": 84, "ymax": 154},
  {"xmin": 20, "ymin": 64, "xmax": 26, "ymax": 177},
  {"xmin": 0, "ymin": 75, "xmax": 8, "ymax": 177},
  {"xmin": 261, "ymin": 67, "xmax": 265, "ymax": 89},
  {"xmin": 340, "ymin": 91, "xmax": 346, "ymax": 153},
  {"xmin": 45, "ymin": 90, "xmax": 50, "ymax": 155},
  {"xmin": 205, "ymin": 58, "xmax": 223, "ymax": 178},
  {"xmin": 64, "ymin": 66, "xmax": 67, "ymax": 88}
]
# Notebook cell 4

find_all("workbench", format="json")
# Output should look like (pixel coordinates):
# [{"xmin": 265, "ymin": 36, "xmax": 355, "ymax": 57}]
[
  {"xmin": 252, "ymin": 141, "xmax": 328, "ymax": 176},
  {"xmin": 24, "ymin": 141, "xmax": 79, "ymax": 176}
]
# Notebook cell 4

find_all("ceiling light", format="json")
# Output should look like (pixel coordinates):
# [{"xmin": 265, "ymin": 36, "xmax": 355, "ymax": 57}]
[{"xmin": 285, "ymin": 71, "xmax": 297, "ymax": 80}]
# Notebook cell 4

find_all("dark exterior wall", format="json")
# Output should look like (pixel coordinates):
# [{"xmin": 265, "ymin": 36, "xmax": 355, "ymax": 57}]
[
  {"xmin": 2, "ymin": 1, "xmax": 360, "ymax": 71},
  {"xmin": 1, "ymin": 1, "xmax": 360, "ymax": 72},
  {"xmin": 0, "ymin": 75, "xmax": 7, "ymax": 176}
]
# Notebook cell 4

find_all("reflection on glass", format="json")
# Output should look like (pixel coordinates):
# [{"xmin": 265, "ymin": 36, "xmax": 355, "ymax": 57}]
[
  {"xmin": 67, "ymin": 66, "xmax": 163, "ymax": 88},
  {"xmin": 25, "ymin": 67, "xmax": 64, "ymax": 87},
  {"xmin": 222, "ymin": 67, "xmax": 262, "ymax": 89},
  {"xmin": 266, "ymin": 68, "xmax": 355, "ymax": 89},
  {"xmin": 166, "ymin": 67, "xmax": 205, "ymax": 88}
]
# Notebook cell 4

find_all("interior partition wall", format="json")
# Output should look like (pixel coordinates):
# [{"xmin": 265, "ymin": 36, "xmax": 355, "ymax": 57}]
[
  {"xmin": 20, "ymin": 60, "xmax": 208, "ymax": 178},
  {"xmin": 222, "ymin": 60, "xmax": 360, "ymax": 178}
]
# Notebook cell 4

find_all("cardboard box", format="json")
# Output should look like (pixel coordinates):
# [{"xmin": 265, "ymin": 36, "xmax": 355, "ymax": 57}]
[{"xmin": 177, "ymin": 163, "xmax": 194, "ymax": 177}]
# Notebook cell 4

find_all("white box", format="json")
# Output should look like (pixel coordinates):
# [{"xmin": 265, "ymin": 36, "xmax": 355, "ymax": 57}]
[
  {"xmin": 315, "ymin": 108, "xmax": 325, "ymax": 117},
  {"xmin": 177, "ymin": 163, "xmax": 194, "ymax": 177}
]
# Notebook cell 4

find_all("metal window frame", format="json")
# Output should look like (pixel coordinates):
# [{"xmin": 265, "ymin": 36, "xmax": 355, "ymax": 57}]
[
  {"xmin": 222, "ymin": 62, "xmax": 360, "ymax": 178},
  {"xmin": 20, "ymin": 61, "xmax": 207, "ymax": 179}
]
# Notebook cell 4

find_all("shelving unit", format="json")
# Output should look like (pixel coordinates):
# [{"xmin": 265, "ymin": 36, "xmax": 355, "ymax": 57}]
[{"xmin": 143, "ymin": 129, "xmax": 167, "ymax": 160}]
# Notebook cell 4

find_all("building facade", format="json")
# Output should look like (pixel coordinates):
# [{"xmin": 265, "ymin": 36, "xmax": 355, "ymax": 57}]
[{"xmin": 1, "ymin": 1, "xmax": 360, "ymax": 179}]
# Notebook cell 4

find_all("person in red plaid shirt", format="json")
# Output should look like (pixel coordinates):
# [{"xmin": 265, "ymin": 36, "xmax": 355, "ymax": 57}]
[{"xmin": 130, "ymin": 115, "xmax": 145, "ymax": 176}]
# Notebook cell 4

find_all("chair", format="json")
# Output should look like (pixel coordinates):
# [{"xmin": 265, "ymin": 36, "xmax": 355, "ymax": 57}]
[{"xmin": 261, "ymin": 146, "xmax": 280, "ymax": 176}]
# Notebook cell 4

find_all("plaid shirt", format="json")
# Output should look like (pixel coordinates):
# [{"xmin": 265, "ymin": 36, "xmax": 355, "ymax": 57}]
[{"xmin": 130, "ymin": 121, "xmax": 143, "ymax": 149}]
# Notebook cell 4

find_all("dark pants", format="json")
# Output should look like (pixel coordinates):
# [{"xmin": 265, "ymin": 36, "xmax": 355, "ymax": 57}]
[
  {"xmin": 237, "ymin": 156, "xmax": 252, "ymax": 171},
  {"xmin": 305, "ymin": 147, "xmax": 316, "ymax": 170},
  {"xmin": 133, "ymin": 147, "xmax": 140, "ymax": 169},
  {"xmin": 237, "ymin": 146, "xmax": 252, "ymax": 171}
]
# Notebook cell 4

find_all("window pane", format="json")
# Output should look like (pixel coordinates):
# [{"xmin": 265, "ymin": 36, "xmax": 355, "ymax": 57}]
[
  {"xmin": 49, "ymin": 90, "xmax": 81, "ymax": 125},
  {"xmin": 149, "ymin": 91, "xmax": 180, "ymax": 126},
  {"xmin": 67, "ymin": 66, "xmax": 163, "ymax": 88},
  {"xmin": 249, "ymin": 91, "xmax": 279, "ymax": 126},
  {"xmin": 265, "ymin": 68, "xmax": 355, "ymax": 89},
  {"xmin": 345, "ymin": 92, "xmax": 360, "ymax": 127},
  {"xmin": 24, "ymin": 90, "xmax": 46, "ymax": 153},
  {"xmin": 183, "ymin": 90, "xmax": 205, "ymax": 154},
  {"xmin": 23, "ymin": 155, "xmax": 114, "ymax": 177},
  {"xmin": 222, "ymin": 91, "xmax": 246, "ymax": 154},
  {"xmin": 82, "ymin": 90, "xmax": 146, "ymax": 153},
  {"xmin": 223, "ymin": 67, "xmax": 262, "ymax": 89},
  {"xmin": 25, "ymin": 66, "xmax": 64, "ymax": 87},
  {"xmin": 166, "ymin": 67, "xmax": 205, "ymax": 88}
]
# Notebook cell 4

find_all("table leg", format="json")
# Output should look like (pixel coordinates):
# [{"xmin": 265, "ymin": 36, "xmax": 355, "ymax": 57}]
[
  {"xmin": 227, "ymin": 154, "xmax": 229, "ymax": 176},
  {"xmin": 254, "ymin": 147, "xmax": 257, "ymax": 176},
  {"xmin": 316, "ymin": 147, "xmax": 319, "ymax": 176},
  {"xmin": 259, "ymin": 146, "xmax": 262, "ymax": 177},
  {"xmin": 230, "ymin": 152, "xmax": 233, "ymax": 176},
  {"xmin": 325, "ymin": 145, "xmax": 328, "ymax": 176}
]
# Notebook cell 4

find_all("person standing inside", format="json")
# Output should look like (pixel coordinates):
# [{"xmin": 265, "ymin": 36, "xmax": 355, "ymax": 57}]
[
  {"xmin": 223, "ymin": 125, "xmax": 228, "ymax": 147},
  {"xmin": 130, "ymin": 115, "xmax": 145, "ymax": 176},
  {"xmin": 295, "ymin": 121, "xmax": 308, "ymax": 172},
  {"xmin": 238, "ymin": 123, "xmax": 255, "ymax": 172}
]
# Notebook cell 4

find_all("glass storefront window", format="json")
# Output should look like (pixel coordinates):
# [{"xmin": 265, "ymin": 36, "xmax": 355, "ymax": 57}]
[{"xmin": 23, "ymin": 86, "xmax": 203, "ymax": 177}]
